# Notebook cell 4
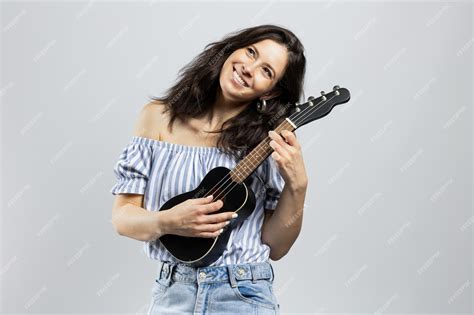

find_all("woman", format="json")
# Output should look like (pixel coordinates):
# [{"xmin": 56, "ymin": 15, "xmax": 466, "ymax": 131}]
[{"xmin": 111, "ymin": 24, "xmax": 308, "ymax": 314}]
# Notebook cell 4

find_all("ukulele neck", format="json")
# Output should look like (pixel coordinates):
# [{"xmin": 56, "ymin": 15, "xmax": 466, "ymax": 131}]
[{"xmin": 229, "ymin": 118, "xmax": 295, "ymax": 183}]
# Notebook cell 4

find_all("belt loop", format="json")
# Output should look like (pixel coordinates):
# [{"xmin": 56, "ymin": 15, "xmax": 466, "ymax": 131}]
[
  {"xmin": 268, "ymin": 262, "xmax": 275, "ymax": 282},
  {"xmin": 158, "ymin": 261, "xmax": 166, "ymax": 280},
  {"xmin": 251, "ymin": 264, "xmax": 257, "ymax": 283},
  {"xmin": 167, "ymin": 263, "xmax": 176, "ymax": 281},
  {"xmin": 227, "ymin": 265, "xmax": 237, "ymax": 288}
]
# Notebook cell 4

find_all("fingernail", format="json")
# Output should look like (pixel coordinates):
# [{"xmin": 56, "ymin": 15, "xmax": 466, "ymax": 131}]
[
  {"xmin": 219, "ymin": 228, "xmax": 224, "ymax": 233},
  {"xmin": 225, "ymin": 221, "xmax": 230, "ymax": 226},
  {"xmin": 232, "ymin": 213, "xmax": 238, "ymax": 218},
  {"xmin": 207, "ymin": 195, "xmax": 213, "ymax": 199}
]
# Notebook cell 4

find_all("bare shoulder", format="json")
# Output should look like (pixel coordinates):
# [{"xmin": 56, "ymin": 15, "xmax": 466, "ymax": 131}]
[{"xmin": 133, "ymin": 100, "xmax": 169, "ymax": 140}]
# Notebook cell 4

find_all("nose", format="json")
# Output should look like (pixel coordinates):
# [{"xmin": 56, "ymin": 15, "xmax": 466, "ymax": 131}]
[{"xmin": 241, "ymin": 64, "xmax": 254, "ymax": 78}]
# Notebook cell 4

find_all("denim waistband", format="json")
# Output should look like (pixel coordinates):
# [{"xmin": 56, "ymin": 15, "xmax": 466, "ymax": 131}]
[{"xmin": 155, "ymin": 260, "xmax": 275, "ymax": 287}]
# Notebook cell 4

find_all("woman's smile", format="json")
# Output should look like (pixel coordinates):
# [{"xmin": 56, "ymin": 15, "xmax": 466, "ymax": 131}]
[{"xmin": 231, "ymin": 67, "xmax": 249, "ymax": 88}]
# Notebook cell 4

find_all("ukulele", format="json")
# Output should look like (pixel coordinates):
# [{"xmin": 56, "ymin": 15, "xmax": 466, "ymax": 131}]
[{"xmin": 155, "ymin": 85, "xmax": 351, "ymax": 267}]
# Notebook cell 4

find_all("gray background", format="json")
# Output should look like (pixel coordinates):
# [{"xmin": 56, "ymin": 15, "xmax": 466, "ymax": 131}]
[{"xmin": 1, "ymin": 0, "xmax": 472, "ymax": 314}]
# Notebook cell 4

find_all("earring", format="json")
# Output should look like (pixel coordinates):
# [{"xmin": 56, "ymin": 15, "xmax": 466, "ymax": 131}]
[{"xmin": 256, "ymin": 99, "xmax": 267, "ymax": 114}]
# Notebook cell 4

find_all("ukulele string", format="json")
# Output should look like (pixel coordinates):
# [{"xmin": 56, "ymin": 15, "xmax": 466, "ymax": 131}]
[
  {"xmin": 204, "ymin": 92, "xmax": 339, "ymax": 203},
  {"xmin": 205, "ymin": 93, "xmax": 337, "ymax": 202}
]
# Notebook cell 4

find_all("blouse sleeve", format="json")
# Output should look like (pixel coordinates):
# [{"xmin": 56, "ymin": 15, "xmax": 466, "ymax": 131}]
[
  {"xmin": 110, "ymin": 137, "xmax": 153, "ymax": 195},
  {"xmin": 263, "ymin": 157, "xmax": 285, "ymax": 210}
]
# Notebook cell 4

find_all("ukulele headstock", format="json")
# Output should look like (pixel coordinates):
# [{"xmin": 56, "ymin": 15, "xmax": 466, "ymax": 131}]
[{"xmin": 288, "ymin": 85, "xmax": 350, "ymax": 129}]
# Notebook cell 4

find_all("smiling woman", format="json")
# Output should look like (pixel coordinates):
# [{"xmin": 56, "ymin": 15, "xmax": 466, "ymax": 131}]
[
  {"xmin": 111, "ymin": 24, "xmax": 307, "ymax": 315},
  {"xmin": 150, "ymin": 24, "xmax": 306, "ymax": 161},
  {"xmin": 227, "ymin": 40, "xmax": 288, "ymax": 94}
]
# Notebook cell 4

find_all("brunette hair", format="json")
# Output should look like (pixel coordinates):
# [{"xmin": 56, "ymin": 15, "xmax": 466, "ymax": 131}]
[{"xmin": 149, "ymin": 24, "xmax": 306, "ymax": 161}]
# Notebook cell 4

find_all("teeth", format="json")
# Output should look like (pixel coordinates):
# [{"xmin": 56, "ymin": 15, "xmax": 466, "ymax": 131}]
[
  {"xmin": 233, "ymin": 70, "xmax": 247, "ymax": 87},
  {"xmin": 234, "ymin": 71, "xmax": 246, "ymax": 86}
]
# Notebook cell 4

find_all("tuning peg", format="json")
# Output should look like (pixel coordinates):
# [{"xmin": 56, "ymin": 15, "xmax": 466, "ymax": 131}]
[
  {"xmin": 320, "ymin": 91, "xmax": 327, "ymax": 101},
  {"xmin": 333, "ymin": 85, "xmax": 340, "ymax": 90},
  {"xmin": 295, "ymin": 102, "xmax": 301, "ymax": 112},
  {"xmin": 307, "ymin": 96, "xmax": 315, "ymax": 101}
]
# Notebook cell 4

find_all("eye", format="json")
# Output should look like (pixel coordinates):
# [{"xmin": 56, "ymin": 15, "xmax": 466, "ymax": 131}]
[
  {"xmin": 264, "ymin": 67, "xmax": 272, "ymax": 78},
  {"xmin": 247, "ymin": 47, "xmax": 272, "ymax": 78}
]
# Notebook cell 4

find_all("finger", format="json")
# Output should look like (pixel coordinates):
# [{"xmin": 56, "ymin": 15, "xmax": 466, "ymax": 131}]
[
  {"xmin": 203, "ymin": 211, "xmax": 237, "ymax": 223},
  {"xmin": 198, "ymin": 221, "xmax": 230, "ymax": 232},
  {"xmin": 270, "ymin": 139, "xmax": 291, "ymax": 161},
  {"xmin": 269, "ymin": 131, "xmax": 293, "ymax": 159},
  {"xmin": 269, "ymin": 130, "xmax": 289, "ymax": 147},
  {"xmin": 201, "ymin": 199, "xmax": 224, "ymax": 213},
  {"xmin": 197, "ymin": 229, "xmax": 224, "ymax": 238},
  {"xmin": 281, "ymin": 130, "xmax": 300, "ymax": 149},
  {"xmin": 191, "ymin": 195, "xmax": 216, "ymax": 205}
]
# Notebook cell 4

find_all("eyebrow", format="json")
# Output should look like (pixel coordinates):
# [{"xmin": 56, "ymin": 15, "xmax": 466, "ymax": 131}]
[{"xmin": 250, "ymin": 44, "xmax": 276, "ymax": 78}]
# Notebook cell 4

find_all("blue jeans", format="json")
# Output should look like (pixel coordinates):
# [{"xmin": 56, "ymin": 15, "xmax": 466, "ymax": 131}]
[{"xmin": 147, "ymin": 260, "xmax": 280, "ymax": 314}]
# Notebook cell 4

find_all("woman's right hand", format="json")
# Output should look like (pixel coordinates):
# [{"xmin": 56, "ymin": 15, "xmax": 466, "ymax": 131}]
[{"xmin": 162, "ymin": 195, "xmax": 238, "ymax": 238}]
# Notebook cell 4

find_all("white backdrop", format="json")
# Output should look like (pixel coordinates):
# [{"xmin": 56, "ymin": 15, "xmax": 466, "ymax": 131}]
[{"xmin": 1, "ymin": 1, "xmax": 472, "ymax": 313}]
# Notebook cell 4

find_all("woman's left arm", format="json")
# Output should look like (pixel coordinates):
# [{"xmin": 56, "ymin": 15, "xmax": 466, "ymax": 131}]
[{"xmin": 261, "ymin": 130, "xmax": 308, "ymax": 261}]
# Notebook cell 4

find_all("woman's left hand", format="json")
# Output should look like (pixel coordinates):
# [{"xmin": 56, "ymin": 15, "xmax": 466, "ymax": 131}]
[{"xmin": 268, "ymin": 130, "xmax": 308, "ymax": 191}]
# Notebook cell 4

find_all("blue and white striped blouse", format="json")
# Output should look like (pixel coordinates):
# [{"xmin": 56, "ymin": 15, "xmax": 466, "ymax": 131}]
[{"xmin": 110, "ymin": 136, "xmax": 285, "ymax": 266}]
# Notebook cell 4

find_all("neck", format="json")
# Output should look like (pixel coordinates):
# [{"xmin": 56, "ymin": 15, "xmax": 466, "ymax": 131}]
[{"xmin": 200, "ymin": 88, "xmax": 250, "ymax": 131}]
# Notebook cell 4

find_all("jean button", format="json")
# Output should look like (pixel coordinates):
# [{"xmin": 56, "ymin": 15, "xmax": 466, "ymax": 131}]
[
  {"xmin": 199, "ymin": 271, "xmax": 206, "ymax": 280},
  {"xmin": 237, "ymin": 268, "xmax": 245, "ymax": 276}
]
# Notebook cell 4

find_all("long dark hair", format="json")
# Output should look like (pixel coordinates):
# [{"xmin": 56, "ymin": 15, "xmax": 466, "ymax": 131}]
[{"xmin": 149, "ymin": 24, "xmax": 306, "ymax": 161}]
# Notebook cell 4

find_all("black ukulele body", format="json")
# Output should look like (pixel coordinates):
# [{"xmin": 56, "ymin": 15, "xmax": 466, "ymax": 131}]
[{"xmin": 155, "ymin": 166, "xmax": 256, "ymax": 267}]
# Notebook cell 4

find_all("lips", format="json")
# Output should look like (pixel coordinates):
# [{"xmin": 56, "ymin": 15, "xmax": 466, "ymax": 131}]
[{"xmin": 232, "ymin": 66, "xmax": 249, "ymax": 87}]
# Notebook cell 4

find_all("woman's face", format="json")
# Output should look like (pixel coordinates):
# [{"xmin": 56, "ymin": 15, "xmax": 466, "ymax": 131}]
[{"xmin": 219, "ymin": 39, "xmax": 288, "ymax": 103}]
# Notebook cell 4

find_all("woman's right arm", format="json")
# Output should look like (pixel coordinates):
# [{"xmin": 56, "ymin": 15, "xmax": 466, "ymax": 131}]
[
  {"xmin": 112, "ymin": 194, "xmax": 168, "ymax": 241},
  {"xmin": 111, "ymin": 102, "xmax": 234, "ymax": 241},
  {"xmin": 111, "ymin": 102, "xmax": 169, "ymax": 241}
]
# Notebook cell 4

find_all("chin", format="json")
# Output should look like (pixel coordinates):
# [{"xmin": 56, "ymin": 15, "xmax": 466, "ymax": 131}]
[{"xmin": 219, "ymin": 76, "xmax": 245, "ymax": 101}]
